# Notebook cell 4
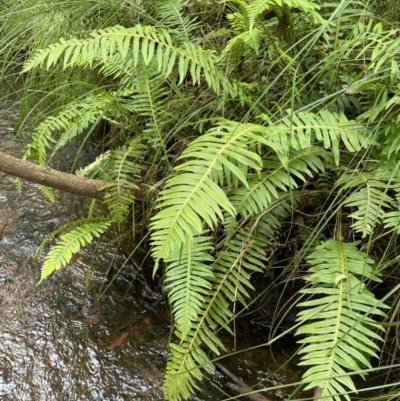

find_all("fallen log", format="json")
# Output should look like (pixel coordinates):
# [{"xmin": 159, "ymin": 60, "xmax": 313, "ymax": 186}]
[{"xmin": 0, "ymin": 151, "xmax": 147, "ymax": 200}]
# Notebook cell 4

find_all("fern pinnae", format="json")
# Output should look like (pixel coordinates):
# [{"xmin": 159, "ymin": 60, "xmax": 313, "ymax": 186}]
[
  {"xmin": 22, "ymin": 24, "xmax": 245, "ymax": 101},
  {"xmin": 296, "ymin": 239, "xmax": 388, "ymax": 400},
  {"xmin": 150, "ymin": 121, "xmax": 268, "ymax": 270},
  {"xmin": 229, "ymin": 148, "xmax": 328, "ymax": 218},
  {"xmin": 164, "ymin": 230, "xmax": 267, "ymax": 401},
  {"xmin": 340, "ymin": 171, "xmax": 393, "ymax": 237},
  {"xmin": 156, "ymin": 0, "xmax": 199, "ymax": 44},
  {"xmin": 26, "ymin": 90, "xmax": 123, "ymax": 166},
  {"xmin": 165, "ymin": 234, "xmax": 215, "ymax": 340},
  {"xmin": 39, "ymin": 220, "xmax": 112, "ymax": 284}
]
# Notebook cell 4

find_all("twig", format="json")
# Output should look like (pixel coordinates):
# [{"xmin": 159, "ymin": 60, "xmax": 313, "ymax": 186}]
[{"xmin": 216, "ymin": 363, "xmax": 271, "ymax": 401}]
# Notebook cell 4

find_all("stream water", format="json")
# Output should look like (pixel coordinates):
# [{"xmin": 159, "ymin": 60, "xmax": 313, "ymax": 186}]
[{"xmin": 0, "ymin": 99, "xmax": 381, "ymax": 401}]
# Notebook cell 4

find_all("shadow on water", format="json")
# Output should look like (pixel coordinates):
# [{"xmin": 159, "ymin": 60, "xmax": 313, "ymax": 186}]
[{"xmin": 0, "ymin": 99, "xmax": 383, "ymax": 401}]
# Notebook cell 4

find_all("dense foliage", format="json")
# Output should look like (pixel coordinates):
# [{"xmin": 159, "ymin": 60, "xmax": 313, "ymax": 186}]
[{"xmin": 1, "ymin": 0, "xmax": 400, "ymax": 399}]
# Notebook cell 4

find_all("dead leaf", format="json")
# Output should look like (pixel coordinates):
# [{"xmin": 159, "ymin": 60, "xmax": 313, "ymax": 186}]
[
  {"xmin": 106, "ymin": 332, "xmax": 129, "ymax": 350},
  {"xmin": 272, "ymin": 22, "xmax": 286, "ymax": 38}
]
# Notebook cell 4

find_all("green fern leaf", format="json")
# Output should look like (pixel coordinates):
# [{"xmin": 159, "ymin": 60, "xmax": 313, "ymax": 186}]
[
  {"xmin": 150, "ymin": 121, "xmax": 267, "ymax": 269},
  {"xmin": 279, "ymin": 110, "xmax": 372, "ymax": 165},
  {"xmin": 246, "ymin": 0, "xmax": 320, "ymax": 31},
  {"xmin": 39, "ymin": 220, "xmax": 111, "ymax": 284},
  {"xmin": 343, "ymin": 181, "xmax": 392, "ymax": 237},
  {"xmin": 22, "ymin": 24, "xmax": 245, "ymax": 100},
  {"xmin": 383, "ymin": 196, "xmax": 400, "ymax": 233},
  {"xmin": 296, "ymin": 240, "xmax": 387, "ymax": 401},
  {"xmin": 25, "ymin": 90, "xmax": 127, "ymax": 166},
  {"xmin": 164, "ymin": 230, "xmax": 266, "ymax": 401},
  {"xmin": 156, "ymin": 0, "xmax": 200, "ymax": 43},
  {"xmin": 102, "ymin": 143, "xmax": 144, "ymax": 226},
  {"xmin": 230, "ymin": 148, "xmax": 328, "ymax": 218},
  {"xmin": 165, "ymin": 235, "xmax": 214, "ymax": 339}
]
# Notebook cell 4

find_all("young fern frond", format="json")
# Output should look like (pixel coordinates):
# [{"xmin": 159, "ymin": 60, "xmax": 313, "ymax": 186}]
[
  {"xmin": 39, "ymin": 220, "xmax": 112, "ymax": 284},
  {"xmin": 296, "ymin": 240, "xmax": 388, "ymax": 401},
  {"xmin": 164, "ymin": 230, "xmax": 266, "ymax": 401}
]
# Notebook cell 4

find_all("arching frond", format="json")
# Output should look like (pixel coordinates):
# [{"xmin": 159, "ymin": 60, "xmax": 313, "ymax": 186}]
[
  {"xmin": 164, "ymin": 230, "xmax": 267, "ymax": 401},
  {"xmin": 150, "ymin": 121, "xmax": 265, "ymax": 269},
  {"xmin": 39, "ymin": 220, "xmax": 112, "ymax": 283},
  {"xmin": 164, "ymin": 234, "xmax": 214, "ymax": 339},
  {"xmin": 24, "ymin": 90, "xmax": 128, "ymax": 166},
  {"xmin": 22, "ymin": 24, "xmax": 245, "ymax": 101},
  {"xmin": 296, "ymin": 240, "xmax": 388, "ymax": 401}
]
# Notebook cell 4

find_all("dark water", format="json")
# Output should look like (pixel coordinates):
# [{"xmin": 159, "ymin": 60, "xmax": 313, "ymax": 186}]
[
  {"xmin": 0, "ymin": 100, "xmax": 169, "ymax": 400},
  {"xmin": 0, "ymin": 99, "xmax": 386, "ymax": 401},
  {"xmin": 0, "ymin": 100, "xmax": 320, "ymax": 401}
]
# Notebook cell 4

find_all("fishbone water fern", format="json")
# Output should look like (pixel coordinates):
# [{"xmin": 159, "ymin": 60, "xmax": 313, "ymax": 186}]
[
  {"xmin": 38, "ymin": 220, "xmax": 112, "ymax": 284},
  {"xmin": 4, "ymin": 0, "xmax": 400, "ymax": 400},
  {"xmin": 164, "ymin": 230, "xmax": 267, "ymax": 400},
  {"xmin": 21, "ymin": 24, "xmax": 245, "ymax": 101},
  {"xmin": 296, "ymin": 240, "xmax": 388, "ymax": 401}
]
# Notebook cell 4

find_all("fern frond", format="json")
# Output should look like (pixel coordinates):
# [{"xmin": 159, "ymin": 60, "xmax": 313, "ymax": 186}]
[
  {"xmin": 296, "ymin": 240, "xmax": 387, "ymax": 401},
  {"xmin": 78, "ymin": 138, "xmax": 145, "ymax": 225},
  {"xmin": 165, "ymin": 234, "xmax": 214, "ymax": 339},
  {"xmin": 246, "ymin": 0, "xmax": 320, "ymax": 31},
  {"xmin": 22, "ymin": 24, "xmax": 245, "ymax": 100},
  {"xmin": 123, "ymin": 69, "xmax": 173, "ymax": 151},
  {"xmin": 221, "ymin": 28, "xmax": 263, "ymax": 62},
  {"xmin": 39, "ymin": 220, "xmax": 112, "ymax": 283},
  {"xmin": 150, "ymin": 121, "xmax": 266, "ymax": 269},
  {"xmin": 254, "ymin": 194, "xmax": 297, "ymax": 241},
  {"xmin": 349, "ymin": 20, "xmax": 400, "ymax": 77},
  {"xmin": 383, "ymin": 172, "xmax": 400, "ymax": 233},
  {"xmin": 229, "ymin": 148, "xmax": 328, "ymax": 218},
  {"xmin": 101, "ymin": 150, "xmax": 142, "ymax": 226},
  {"xmin": 278, "ymin": 110, "xmax": 372, "ymax": 165},
  {"xmin": 342, "ymin": 176, "xmax": 392, "ymax": 237},
  {"xmin": 156, "ymin": 0, "xmax": 200, "ymax": 43},
  {"xmin": 38, "ymin": 184, "xmax": 55, "ymax": 202},
  {"xmin": 164, "ymin": 230, "xmax": 266, "ymax": 401},
  {"xmin": 24, "ymin": 90, "xmax": 127, "ymax": 166}
]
